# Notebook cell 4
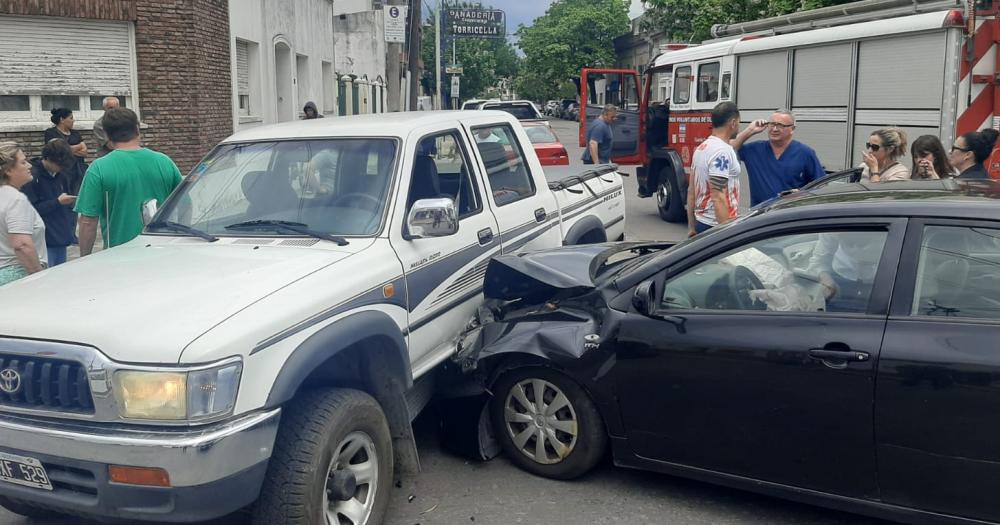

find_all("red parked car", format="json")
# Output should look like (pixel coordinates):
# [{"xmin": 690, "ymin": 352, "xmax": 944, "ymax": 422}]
[{"xmin": 523, "ymin": 121, "xmax": 569, "ymax": 166}]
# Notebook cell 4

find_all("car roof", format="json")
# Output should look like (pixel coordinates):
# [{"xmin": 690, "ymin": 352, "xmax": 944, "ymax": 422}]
[
  {"xmin": 761, "ymin": 179, "xmax": 1000, "ymax": 221},
  {"xmin": 221, "ymin": 110, "xmax": 516, "ymax": 142}
]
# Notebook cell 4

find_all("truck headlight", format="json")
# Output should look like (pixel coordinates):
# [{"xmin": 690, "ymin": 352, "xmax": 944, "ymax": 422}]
[{"xmin": 113, "ymin": 360, "xmax": 242, "ymax": 421}]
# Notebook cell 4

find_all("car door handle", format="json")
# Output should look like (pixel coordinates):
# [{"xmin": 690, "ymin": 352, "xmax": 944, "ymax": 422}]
[
  {"xmin": 534, "ymin": 208, "xmax": 547, "ymax": 222},
  {"xmin": 478, "ymin": 228, "xmax": 494, "ymax": 245},
  {"xmin": 808, "ymin": 348, "xmax": 870, "ymax": 362}
]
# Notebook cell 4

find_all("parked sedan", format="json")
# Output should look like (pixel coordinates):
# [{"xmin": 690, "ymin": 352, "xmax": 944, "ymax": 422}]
[
  {"xmin": 455, "ymin": 180, "xmax": 1000, "ymax": 525},
  {"xmin": 522, "ymin": 121, "xmax": 569, "ymax": 166}
]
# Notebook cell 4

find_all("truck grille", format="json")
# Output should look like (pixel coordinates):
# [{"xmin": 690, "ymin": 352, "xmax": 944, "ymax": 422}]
[{"xmin": 0, "ymin": 355, "xmax": 94, "ymax": 414}]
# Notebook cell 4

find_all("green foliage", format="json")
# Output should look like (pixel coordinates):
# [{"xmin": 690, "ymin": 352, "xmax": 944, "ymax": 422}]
[
  {"xmin": 641, "ymin": 0, "xmax": 858, "ymax": 42},
  {"xmin": 421, "ymin": 2, "xmax": 521, "ymax": 100},
  {"xmin": 515, "ymin": 0, "xmax": 631, "ymax": 101}
]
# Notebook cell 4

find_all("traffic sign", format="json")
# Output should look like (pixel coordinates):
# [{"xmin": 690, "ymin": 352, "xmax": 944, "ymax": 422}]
[
  {"xmin": 384, "ymin": 5, "xmax": 407, "ymax": 43},
  {"xmin": 451, "ymin": 76, "xmax": 460, "ymax": 99},
  {"xmin": 446, "ymin": 66, "xmax": 464, "ymax": 75}
]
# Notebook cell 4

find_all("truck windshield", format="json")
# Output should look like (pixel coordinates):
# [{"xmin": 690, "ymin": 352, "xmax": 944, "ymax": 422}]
[{"xmin": 156, "ymin": 139, "xmax": 397, "ymax": 237}]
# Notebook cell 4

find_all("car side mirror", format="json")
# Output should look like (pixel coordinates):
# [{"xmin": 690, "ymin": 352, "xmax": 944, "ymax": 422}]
[
  {"xmin": 141, "ymin": 199, "xmax": 158, "ymax": 226},
  {"xmin": 632, "ymin": 280, "xmax": 657, "ymax": 317},
  {"xmin": 407, "ymin": 198, "xmax": 458, "ymax": 239}
]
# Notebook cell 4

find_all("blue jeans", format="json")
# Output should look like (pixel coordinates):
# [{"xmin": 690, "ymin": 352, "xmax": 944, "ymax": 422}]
[
  {"xmin": 47, "ymin": 245, "xmax": 68, "ymax": 267},
  {"xmin": 695, "ymin": 221, "xmax": 713, "ymax": 234}
]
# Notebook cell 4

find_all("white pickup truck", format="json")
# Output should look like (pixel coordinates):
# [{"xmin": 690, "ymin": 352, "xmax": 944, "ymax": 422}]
[{"xmin": 0, "ymin": 111, "xmax": 624, "ymax": 525}]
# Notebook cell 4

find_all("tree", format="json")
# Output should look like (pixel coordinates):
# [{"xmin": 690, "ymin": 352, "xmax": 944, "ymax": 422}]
[
  {"xmin": 421, "ymin": 2, "xmax": 521, "ymax": 102},
  {"xmin": 515, "ymin": 0, "xmax": 631, "ymax": 101},
  {"xmin": 641, "ymin": 0, "xmax": 858, "ymax": 43}
]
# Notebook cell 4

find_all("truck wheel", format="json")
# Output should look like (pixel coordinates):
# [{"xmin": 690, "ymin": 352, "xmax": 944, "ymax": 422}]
[
  {"xmin": 656, "ymin": 168, "xmax": 685, "ymax": 223},
  {"xmin": 0, "ymin": 496, "xmax": 66, "ymax": 520},
  {"xmin": 253, "ymin": 388, "xmax": 392, "ymax": 525},
  {"xmin": 491, "ymin": 367, "xmax": 606, "ymax": 480}
]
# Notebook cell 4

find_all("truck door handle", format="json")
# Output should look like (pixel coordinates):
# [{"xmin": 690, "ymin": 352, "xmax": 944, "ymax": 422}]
[
  {"xmin": 534, "ymin": 208, "xmax": 546, "ymax": 222},
  {"xmin": 477, "ymin": 228, "xmax": 493, "ymax": 245},
  {"xmin": 808, "ymin": 348, "xmax": 870, "ymax": 362}
]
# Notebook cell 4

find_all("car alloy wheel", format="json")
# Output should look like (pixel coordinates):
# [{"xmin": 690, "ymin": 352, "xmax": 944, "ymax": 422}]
[
  {"xmin": 503, "ymin": 378, "xmax": 579, "ymax": 465},
  {"xmin": 324, "ymin": 431, "xmax": 380, "ymax": 525},
  {"xmin": 657, "ymin": 181, "xmax": 671, "ymax": 209}
]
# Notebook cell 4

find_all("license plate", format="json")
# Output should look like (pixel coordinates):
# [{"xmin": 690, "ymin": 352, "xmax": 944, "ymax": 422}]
[{"xmin": 0, "ymin": 452, "xmax": 52, "ymax": 491}]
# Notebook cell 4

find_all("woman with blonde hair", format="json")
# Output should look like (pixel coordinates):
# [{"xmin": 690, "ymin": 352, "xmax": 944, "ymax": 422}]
[
  {"xmin": 862, "ymin": 128, "xmax": 910, "ymax": 182},
  {"xmin": 0, "ymin": 142, "xmax": 47, "ymax": 286}
]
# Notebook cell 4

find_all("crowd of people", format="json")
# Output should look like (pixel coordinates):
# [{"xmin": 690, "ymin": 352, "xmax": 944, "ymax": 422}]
[
  {"xmin": 0, "ymin": 103, "xmax": 182, "ymax": 287},
  {"xmin": 687, "ymin": 101, "xmax": 999, "ymax": 237}
]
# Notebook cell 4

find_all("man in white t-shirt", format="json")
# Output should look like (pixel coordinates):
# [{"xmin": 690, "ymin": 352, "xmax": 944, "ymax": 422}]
[{"xmin": 688, "ymin": 102, "xmax": 742, "ymax": 236}]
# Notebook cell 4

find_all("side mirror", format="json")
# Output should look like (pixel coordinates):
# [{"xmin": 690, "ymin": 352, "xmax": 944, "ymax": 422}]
[
  {"xmin": 407, "ymin": 198, "xmax": 458, "ymax": 239},
  {"xmin": 632, "ymin": 280, "xmax": 657, "ymax": 317},
  {"xmin": 141, "ymin": 199, "xmax": 158, "ymax": 226}
]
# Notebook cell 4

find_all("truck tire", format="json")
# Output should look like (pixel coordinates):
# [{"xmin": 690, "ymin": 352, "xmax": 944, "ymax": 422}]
[
  {"xmin": 0, "ymin": 496, "xmax": 67, "ymax": 520},
  {"xmin": 491, "ymin": 367, "xmax": 606, "ymax": 480},
  {"xmin": 656, "ymin": 167, "xmax": 685, "ymax": 223},
  {"xmin": 253, "ymin": 388, "xmax": 392, "ymax": 525}
]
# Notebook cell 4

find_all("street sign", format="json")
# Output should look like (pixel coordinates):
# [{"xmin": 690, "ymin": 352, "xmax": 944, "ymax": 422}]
[
  {"xmin": 384, "ymin": 5, "xmax": 407, "ymax": 43},
  {"xmin": 446, "ymin": 8, "xmax": 505, "ymax": 39},
  {"xmin": 451, "ymin": 76, "xmax": 460, "ymax": 99},
  {"xmin": 445, "ymin": 66, "xmax": 463, "ymax": 75}
]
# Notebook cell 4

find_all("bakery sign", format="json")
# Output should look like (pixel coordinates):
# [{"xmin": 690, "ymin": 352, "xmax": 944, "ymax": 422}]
[{"xmin": 446, "ymin": 8, "xmax": 505, "ymax": 39}]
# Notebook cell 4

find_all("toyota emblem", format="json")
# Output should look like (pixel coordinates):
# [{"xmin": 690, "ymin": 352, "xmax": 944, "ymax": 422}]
[{"xmin": 0, "ymin": 368, "xmax": 21, "ymax": 395}]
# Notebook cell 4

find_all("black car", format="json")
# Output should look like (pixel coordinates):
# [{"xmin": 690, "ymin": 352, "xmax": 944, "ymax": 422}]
[{"xmin": 454, "ymin": 180, "xmax": 1000, "ymax": 525}]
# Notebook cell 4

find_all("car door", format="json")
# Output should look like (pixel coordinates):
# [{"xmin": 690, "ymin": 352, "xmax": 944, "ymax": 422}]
[
  {"xmin": 465, "ymin": 121, "xmax": 560, "ymax": 255},
  {"xmin": 579, "ymin": 68, "xmax": 643, "ymax": 165},
  {"xmin": 391, "ymin": 127, "xmax": 500, "ymax": 375},
  {"xmin": 612, "ymin": 218, "xmax": 906, "ymax": 499},
  {"xmin": 876, "ymin": 220, "xmax": 1000, "ymax": 522}
]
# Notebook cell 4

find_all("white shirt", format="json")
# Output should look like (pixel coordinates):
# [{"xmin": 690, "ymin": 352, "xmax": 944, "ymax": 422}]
[
  {"xmin": 692, "ymin": 136, "xmax": 741, "ymax": 226},
  {"xmin": 0, "ymin": 185, "xmax": 47, "ymax": 269}
]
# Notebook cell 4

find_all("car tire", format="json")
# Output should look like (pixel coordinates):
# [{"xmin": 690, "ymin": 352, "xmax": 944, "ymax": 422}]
[
  {"xmin": 252, "ymin": 388, "xmax": 393, "ymax": 525},
  {"xmin": 0, "ymin": 496, "xmax": 67, "ymax": 520},
  {"xmin": 656, "ymin": 167, "xmax": 685, "ymax": 223},
  {"xmin": 491, "ymin": 367, "xmax": 606, "ymax": 480}
]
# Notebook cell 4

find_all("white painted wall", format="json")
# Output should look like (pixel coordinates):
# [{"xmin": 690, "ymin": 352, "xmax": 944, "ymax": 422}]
[
  {"xmin": 333, "ymin": 9, "xmax": 386, "ymax": 83},
  {"xmin": 229, "ymin": 0, "xmax": 337, "ymax": 131}
]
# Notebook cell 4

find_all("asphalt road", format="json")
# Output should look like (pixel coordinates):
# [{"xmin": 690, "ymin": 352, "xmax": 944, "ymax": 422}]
[{"xmin": 0, "ymin": 117, "xmax": 888, "ymax": 525}]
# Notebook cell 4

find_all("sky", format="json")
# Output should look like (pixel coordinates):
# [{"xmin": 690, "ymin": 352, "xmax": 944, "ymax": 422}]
[{"xmin": 493, "ymin": 0, "xmax": 646, "ymax": 37}]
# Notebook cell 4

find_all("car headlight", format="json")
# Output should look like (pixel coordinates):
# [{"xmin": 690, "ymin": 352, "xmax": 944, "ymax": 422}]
[{"xmin": 113, "ymin": 359, "xmax": 242, "ymax": 421}]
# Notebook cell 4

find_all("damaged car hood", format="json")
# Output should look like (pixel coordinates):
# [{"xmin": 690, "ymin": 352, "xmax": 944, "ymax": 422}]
[{"xmin": 483, "ymin": 242, "xmax": 673, "ymax": 303}]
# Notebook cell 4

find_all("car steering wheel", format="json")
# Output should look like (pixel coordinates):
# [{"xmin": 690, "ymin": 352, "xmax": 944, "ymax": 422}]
[
  {"xmin": 728, "ymin": 265, "xmax": 765, "ymax": 310},
  {"xmin": 330, "ymin": 192, "xmax": 381, "ymax": 211}
]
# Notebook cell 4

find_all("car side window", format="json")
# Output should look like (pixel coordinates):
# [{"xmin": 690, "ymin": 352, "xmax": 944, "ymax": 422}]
[
  {"xmin": 408, "ymin": 131, "xmax": 482, "ymax": 218},
  {"xmin": 696, "ymin": 62, "xmax": 720, "ymax": 103},
  {"xmin": 673, "ymin": 66, "xmax": 692, "ymax": 105},
  {"xmin": 911, "ymin": 225, "xmax": 1000, "ymax": 319},
  {"xmin": 471, "ymin": 124, "xmax": 536, "ymax": 206},
  {"xmin": 660, "ymin": 230, "xmax": 888, "ymax": 313}
]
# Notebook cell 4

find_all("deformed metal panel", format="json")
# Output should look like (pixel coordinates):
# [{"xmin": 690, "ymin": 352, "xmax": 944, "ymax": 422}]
[
  {"xmin": 0, "ymin": 15, "xmax": 132, "ymax": 95},
  {"xmin": 737, "ymin": 52, "xmax": 788, "ymax": 110},
  {"xmin": 793, "ymin": 44, "xmax": 852, "ymax": 107}
]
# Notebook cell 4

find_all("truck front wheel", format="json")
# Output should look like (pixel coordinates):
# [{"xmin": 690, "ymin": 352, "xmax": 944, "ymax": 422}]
[
  {"xmin": 656, "ymin": 167, "xmax": 685, "ymax": 223},
  {"xmin": 253, "ymin": 388, "xmax": 393, "ymax": 525}
]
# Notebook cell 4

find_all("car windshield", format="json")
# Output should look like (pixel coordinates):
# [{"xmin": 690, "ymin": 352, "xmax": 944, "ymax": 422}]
[
  {"xmin": 485, "ymin": 104, "xmax": 538, "ymax": 120},
  {"xmin": 524, "ymin": 126, "xmax": 558, "ymax": 144},
  {"xmin": 155, "ymin": 139, "xmax": 397, "ymax": 237}
]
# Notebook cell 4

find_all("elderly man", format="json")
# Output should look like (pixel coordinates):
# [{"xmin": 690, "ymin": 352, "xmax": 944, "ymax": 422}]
[
  {"xmin": 582, "ymin": 104, "xmax": 618, "ymax": 165},
  {"xmin": 731, "ymin": 109, "xmax": 825, "ymax": 206},
  {"xmin": 91, "ymin": 96, "xmax": 121, "ymax": 158}
]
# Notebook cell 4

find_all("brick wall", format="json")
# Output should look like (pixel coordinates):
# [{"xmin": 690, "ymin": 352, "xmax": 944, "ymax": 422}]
[
  {"xmin": 0, "ymin": 0, "xmax": 136, "ymax": 21},
  {"xmin": 1, "ymin": 130, "xmax": 98, "ymax": 162},
  {"xmin": 134, "ymin": 0, "xmax": 233, "ymax": 173}
]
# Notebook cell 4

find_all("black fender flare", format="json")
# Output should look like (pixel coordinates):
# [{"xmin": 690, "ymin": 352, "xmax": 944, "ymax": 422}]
[
  {"xmin": 563, "ymin": 215, "xmax": 607, "ymax": 246},
  {"xmin": 264, "ymin": 310, "xmax": 411, "ymax": 408}
]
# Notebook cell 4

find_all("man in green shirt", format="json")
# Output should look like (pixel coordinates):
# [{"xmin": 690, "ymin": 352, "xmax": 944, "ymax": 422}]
[{"xmin": 74, "ymin": 108, "xmax": 182, "ymax": 255}]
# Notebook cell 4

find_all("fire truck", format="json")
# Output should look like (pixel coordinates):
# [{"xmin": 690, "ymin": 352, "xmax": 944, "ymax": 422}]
[{"xmin": 580, "ymin": 0, "xmax": 1000, "ymax": 222}]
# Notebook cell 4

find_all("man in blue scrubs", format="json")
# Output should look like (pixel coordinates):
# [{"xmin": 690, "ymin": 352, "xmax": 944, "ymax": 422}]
[{"xmin": 731, "ymin": 109, "xmax": 825, "ymax": 206}]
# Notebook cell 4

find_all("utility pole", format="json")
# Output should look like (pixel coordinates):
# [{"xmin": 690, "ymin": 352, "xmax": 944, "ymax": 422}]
[
  {"xmin": 435, "ymin": 0, "xmax": 443, "ymax": 109},
  {"xmin": 406, "ymin": 0, "xmax": 421, "ymax": 111},
  {"xmin": 386, "ymin": 0, "xmax": 406, "ymax": 111}
]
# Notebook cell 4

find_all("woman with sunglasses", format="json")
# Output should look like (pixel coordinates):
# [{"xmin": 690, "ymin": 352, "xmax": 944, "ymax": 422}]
[
  {"xmin": 949, "ymin": 131, "xmax": 997, "ymax": 179},
  {"xmin": 862, "ymin": 128, "xmax": 909, "ymax": 182},
  {"xmin": 910, "ymin": 135, "xmax": 954, "ymax": 179}
]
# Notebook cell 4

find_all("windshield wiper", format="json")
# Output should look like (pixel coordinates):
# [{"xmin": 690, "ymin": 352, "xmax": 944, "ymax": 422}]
[
  {"xmin": 146, "ymin": 221, "xmax": 219, "ymax": 243},
  {"xmin": 224, "ymin": 220, "xmax": 349, "ymax": 246}
]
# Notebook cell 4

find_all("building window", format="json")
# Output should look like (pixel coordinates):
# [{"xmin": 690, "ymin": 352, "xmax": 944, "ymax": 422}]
[
  {"xmin": 41, "ymin": 95, "xmax": 80, "ymax": 111},
  {"xmin": 236, "ymin": 39, "xmax": 252, "ymax": 117},
  {"xmin": 0, "ymin": 96, "xmax": 29, "ymax": 112},
  {"xmin": 89, "ymin": 96, "xmax": 127, "ymax": 110}
]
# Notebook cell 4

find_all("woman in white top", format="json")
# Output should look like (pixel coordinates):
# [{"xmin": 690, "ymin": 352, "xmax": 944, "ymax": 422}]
[
  {"xmin": 0, "ymin": 141, "xmax": 47, "ymax": 287},
  {"xmin": 862, "ymin": 128, "xmax": 911, "ymax": 182}
]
